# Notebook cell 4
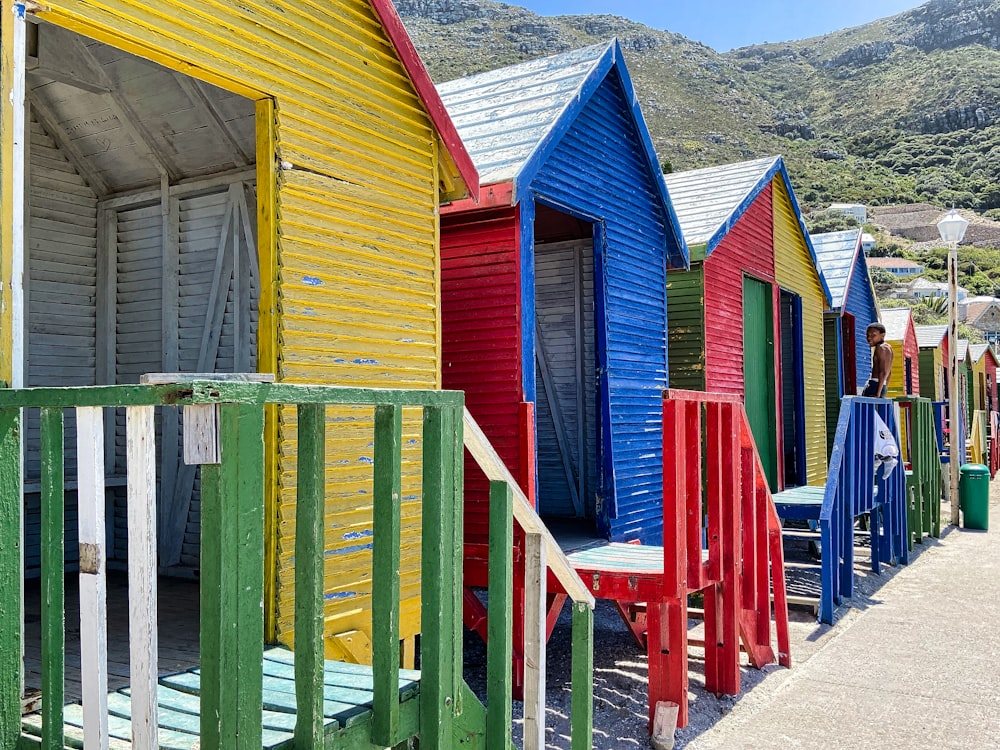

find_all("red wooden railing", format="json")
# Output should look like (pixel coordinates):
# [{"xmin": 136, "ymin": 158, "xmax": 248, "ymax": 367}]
[{"xmin": 659, "ymin": 390, "xmax": 790, "ymax": 727}]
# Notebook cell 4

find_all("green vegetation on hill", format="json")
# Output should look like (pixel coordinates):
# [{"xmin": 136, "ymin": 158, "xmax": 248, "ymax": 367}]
[{"xmin": 399, "ymin": 0, "xmax": 1000, "ymax": 212}]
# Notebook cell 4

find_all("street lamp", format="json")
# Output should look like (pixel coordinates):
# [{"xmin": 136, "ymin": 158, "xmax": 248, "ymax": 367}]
[{"xmin": 938, "ymin": 208, "xmax": 969, "ymax": 526}]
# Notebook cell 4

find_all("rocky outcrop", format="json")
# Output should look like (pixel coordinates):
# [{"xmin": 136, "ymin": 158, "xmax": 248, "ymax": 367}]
[
  {"xmin": 916, "ymin": 104, "xmax": 1000, "ymax": 133},
  {"xmin": 826, "ymin": 41, "xmax": 896, "ymax": 68}
]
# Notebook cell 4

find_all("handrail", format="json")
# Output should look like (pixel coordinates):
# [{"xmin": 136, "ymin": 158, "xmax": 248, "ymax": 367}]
[
  {"xmin": 462, "ymin": 409, "xmax": 595, "ymax": 608},
  {"xmin": 814, "ymin": 396, "xmax": 908, "ymax": 623}
]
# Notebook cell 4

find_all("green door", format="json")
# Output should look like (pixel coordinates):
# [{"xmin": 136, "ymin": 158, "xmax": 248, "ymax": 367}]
[{"xmin": 743, "ymin": 276, "xmax": 778, "ymax": 490}]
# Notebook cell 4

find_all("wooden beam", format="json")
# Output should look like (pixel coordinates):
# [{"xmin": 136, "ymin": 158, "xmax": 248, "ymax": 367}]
[{"xmin": 32, "ymin": 24, "xmax": 111, "ymax": 94}]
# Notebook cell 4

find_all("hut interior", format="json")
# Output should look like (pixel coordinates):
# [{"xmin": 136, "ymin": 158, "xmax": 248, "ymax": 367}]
[
  {"xmin": 20, "ymin": 18, "xmax": 258, "ymax": 584},
  {"xmin": 532, "ymin": 204, "xmax": 602, "ymax": 527}
]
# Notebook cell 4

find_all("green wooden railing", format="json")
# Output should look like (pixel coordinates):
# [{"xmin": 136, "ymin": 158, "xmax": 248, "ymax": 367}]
[
  {"xmin": 896, "ymin": 396, "xmax": 943, "ymax": 546},
  {"xmin": 0, "ymin": 380, "xmax": 530, "ymax": 750}
]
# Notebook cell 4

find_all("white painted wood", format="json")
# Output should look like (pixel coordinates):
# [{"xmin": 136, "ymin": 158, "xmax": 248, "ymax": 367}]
[
  {"xmin": 126, "ymin": 405, "xmax": 159, "ymax": 749},
  {"xmin": 77, "ymin": 406, "xmax": 109, "ymax": 750},
  {"xmin": 523, "ymin": 532, "xmax": 546, "ymax": 750},
  {"xmin": 461, "ymin": 409, "xmax": 594, "ymax": 607},
  {"xmin": 182, "ymin": 404, "xmax": 219, "ymax": 465}
]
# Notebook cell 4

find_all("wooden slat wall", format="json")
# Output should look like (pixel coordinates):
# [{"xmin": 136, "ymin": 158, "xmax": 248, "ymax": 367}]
[
  {"xmin": 665, "ymin": 264, "xmax": 706, "ymax": 392},
  {"xmin": 440, "ymin": 207, "xmax": 521, "ymax": 545},
  {"xmin": 533, "ymin": 240, "xmax": 596, "ymax": 518},
  {"xmin": 112, "ymin": 201, "xmax": 163, "ymax": 563},
  {"xmin": 37, "ymin": 0, "xmax": 444, "ymax": 654},
  {"xmin": 703, "ymin": 185, "xmax": 775, "ymax": 396},
  {"xmin": 772, "ymin": 177, "xmax": 828, "ymax": 486},
  {"xmin": 24, "ymin": 114, "xmax": 99, "ymax": 576}
]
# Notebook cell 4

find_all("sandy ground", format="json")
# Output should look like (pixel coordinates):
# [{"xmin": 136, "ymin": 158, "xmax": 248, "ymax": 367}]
[{"xmin": 463, "ymin": 501, "xmax": 963, "ymax": 749}]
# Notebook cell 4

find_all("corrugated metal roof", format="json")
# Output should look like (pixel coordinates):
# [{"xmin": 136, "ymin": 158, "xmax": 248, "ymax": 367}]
[
  {"xmin": 436, "ymin": 43, "xmax": 609, "ymax": 186},
  {"xmin": 811, "ymin": 229, "xmax": 862, "ymax": 310},
  {"xmin": 915, "ymin": 324, "xmax": 948, "ymax": 349},
  {"xmin": 662, "ymin": 156, "xmax": 779, "ymax": 248},
  {"xmin": 958, "ymin": 339, "xmax": 970, "ymax": 361},
  {"xmin": 881, "ymin": 307, "xmax": 912, "ymax": 341}
]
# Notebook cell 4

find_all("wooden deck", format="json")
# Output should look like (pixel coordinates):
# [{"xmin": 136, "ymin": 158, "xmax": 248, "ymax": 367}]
[
  {"xmin": 23, "ymin": 572, "xmax": 200, "ymax": 703},
  {"xmin": 21, "ymin": 574, "xmax": 422, "ymax": 749}
]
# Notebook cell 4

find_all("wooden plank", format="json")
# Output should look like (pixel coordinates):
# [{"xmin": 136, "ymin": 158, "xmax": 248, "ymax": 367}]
[
  {"xmin": 419, "ymin": 404, "xmax": 457, "ymax": 748},
  {"xmin": 198, "ymin": 402, "xmax": 265, "ymax": 749},
  {"xmin": 76, "ymin": 406, "xmax": 109, "ymax": 750},
  {"xmin": 0, "ymin": 413, "xmax": 22, "ymax": 750},
  {"xmin": 293, "ymin": 403, "xmax": 326, "ymax": 750},
  {"xmin": 127, "ymin": 405, "xmax": 159, "ymax": 749},
  {"xmin": 570, "ymin": 601, "xmax": 593, "ymax": 750},
  {"xmin": 372, "ymin": 403, "xmax": 402, "ymax": 746},
  {"xmin": 522, "ymin": 532, "xmax": 546, "ymax": 750},
  {"xmin": 486, "ymin": 480, "xmax": 513, "ymax": 749},
  {"xmin": 39, "ymin": 407, "xmax": 65, "ymax": 750}
]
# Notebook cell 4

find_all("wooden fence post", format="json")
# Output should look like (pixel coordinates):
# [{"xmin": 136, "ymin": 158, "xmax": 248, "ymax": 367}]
[{"xmin": 199, "ymin": 402, "xmax": 265, "ymax": 750}]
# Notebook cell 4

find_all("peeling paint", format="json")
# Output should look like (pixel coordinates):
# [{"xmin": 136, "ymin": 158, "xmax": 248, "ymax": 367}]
[{"xmin": 301, "ymin": 275, "xmax": 322, "ymax": 286}]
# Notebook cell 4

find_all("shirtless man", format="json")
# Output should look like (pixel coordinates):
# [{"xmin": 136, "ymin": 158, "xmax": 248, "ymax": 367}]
[{"xmin": 862, "ymin": 322, "xmax": 894, "ymax": 397}]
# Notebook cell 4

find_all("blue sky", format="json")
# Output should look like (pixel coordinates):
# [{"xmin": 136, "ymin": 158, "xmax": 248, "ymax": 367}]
[{"xmin": 510, "ymin": 1, "xmax": 924, "ymax": 51}]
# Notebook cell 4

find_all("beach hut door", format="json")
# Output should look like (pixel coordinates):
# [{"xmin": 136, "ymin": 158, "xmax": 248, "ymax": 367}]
[
  {"xmin": 534, "ymin": 240, "xmax": 598, "ymax": 519},
  {"xmin": 742, "ymin": 276, "xmax": 778, "ymax": 491},
  {"xmin": 779, "ymin": 291, "xmax": 807, "ymax": 488}
]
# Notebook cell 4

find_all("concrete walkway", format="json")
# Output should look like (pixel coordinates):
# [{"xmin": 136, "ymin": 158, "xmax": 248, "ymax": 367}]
[{"xmin": 686, "ymin": 487, "xmax": 1000, "ymax": 749}]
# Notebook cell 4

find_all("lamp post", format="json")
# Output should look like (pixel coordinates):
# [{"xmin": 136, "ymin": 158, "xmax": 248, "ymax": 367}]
[{"xmin": 938, "ymin": 208, "xmax": 969, "ymax": 526}]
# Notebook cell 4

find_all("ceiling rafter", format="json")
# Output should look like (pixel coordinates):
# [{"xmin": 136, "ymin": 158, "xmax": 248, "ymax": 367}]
[
  {"xmin": 174, "ymin": 76, "xmax": 253, "ymax": 168},
  {"xmin": 48, "ymin": 27, "xmax": 184, "ymax": 182}
]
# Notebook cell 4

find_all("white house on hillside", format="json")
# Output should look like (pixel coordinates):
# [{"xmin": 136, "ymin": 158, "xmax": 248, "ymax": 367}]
[
  {"xmin": 829, "ymin": 203, "xmax": 867, "ymax": 224},
  {"xmin": 867, "ymin": 256, "xmax": 925, "ymax": 277}
]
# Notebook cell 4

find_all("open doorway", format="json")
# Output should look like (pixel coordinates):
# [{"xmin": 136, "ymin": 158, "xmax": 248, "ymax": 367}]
[
  {"xmin": 779, "ymin": 290, "xmax": 807, "ymax": 488},
  {"xmin": 532, "ymin": 205, "xmax": 600, "ymax": 527},
  {"xmin": 21, "ymin": 18, "xmax": 258, "ymax": 582}
]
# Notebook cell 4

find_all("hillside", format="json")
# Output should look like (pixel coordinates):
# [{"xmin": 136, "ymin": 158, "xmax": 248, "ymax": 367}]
[{"xmin": 397, "ymin": 0, "xmax": 1000, "ymax": 212}]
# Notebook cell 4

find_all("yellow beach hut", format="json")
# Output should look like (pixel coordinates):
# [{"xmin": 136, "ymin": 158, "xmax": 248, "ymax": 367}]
[{"xmin": 0, "ymin": 0, "xmax": 477, "ymax": 660}]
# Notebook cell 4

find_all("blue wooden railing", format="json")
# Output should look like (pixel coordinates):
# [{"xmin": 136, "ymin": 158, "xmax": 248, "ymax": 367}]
[{"xmin": 816, "ymin": 397, "xmax": 909, "ymax": 623}]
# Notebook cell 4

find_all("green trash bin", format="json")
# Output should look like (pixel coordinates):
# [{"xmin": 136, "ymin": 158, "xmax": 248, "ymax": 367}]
[{"xmin": 959, "ymin": 463, "xmax": 990, "ymax": 531}]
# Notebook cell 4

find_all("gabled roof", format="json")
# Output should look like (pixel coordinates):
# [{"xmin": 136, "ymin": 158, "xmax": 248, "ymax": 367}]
[
  {"xmin": 663, "ymin": 155, "xmax": 831, "ymax": 302},
  {"xmin": 663, "ymin": 156, "xmax": 778, "ymax": 251},
  {"xmin": 969, "ymin": 343, "xmax": 1000, "ymax": 366},
  {"xmin": 371, "ymin": 0, "xmax": 478, "ymax": 200},
  {"xmin": 915, "ymin": 324, "xmax": 948, "ymax": 349},
  {"xmin": 881, "ymin": 307, "xmax": 912, "ymax": 342},
  {"xmin": 811, "ymin": 228, "xmax": 863, "ymax": 310},
  {"xmin": 436, "ymin": 41, "xmax": 687, "ymax": 267}
]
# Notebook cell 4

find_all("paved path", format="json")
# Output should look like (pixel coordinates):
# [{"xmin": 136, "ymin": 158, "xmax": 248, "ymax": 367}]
[{"xmin": 686, "ymin": 486, "xmax": 1000, "ymax": 749}]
